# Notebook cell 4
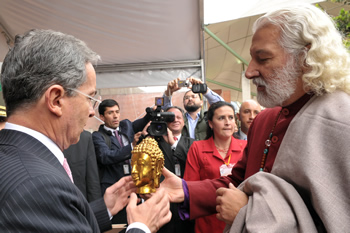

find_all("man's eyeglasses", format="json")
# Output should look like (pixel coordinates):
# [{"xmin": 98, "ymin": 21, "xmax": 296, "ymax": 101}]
[
  {"xmin": 67, "ymin": 88, "xmax": 102, "ymax": 110},
  {"xmin": 183, "ymin": 94, "xmax": 199, "ymax": 100}
]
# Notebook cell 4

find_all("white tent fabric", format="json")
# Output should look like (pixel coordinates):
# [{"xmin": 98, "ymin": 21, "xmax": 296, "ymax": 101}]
[
  {"xmin": 1, "ymin": 0, "xmax": 349, "ymax": 102},
  {"xmin": 204, "ymin": 0, "xmax": 323, "ymax": 24},
  {"xmin": 0, "ymin": 0, "xmax": 203, "ymax": 89}
]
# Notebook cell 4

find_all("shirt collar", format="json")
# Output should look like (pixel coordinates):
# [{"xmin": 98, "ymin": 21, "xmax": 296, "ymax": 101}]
[
  {"xmin": 104, "ymin": 125, "xmax": 118, "ymax": 135},
  {"xmin": 185, "ymin": 111, "xmax": 201, "ymax": 119},
  {"xmin": 239, "ymin": 130, "xmax": 247, "ymax": 140},
  {"xmin": 174, "ymin": 133, "xmax": 182, "ymax": 141},
  {"xmin": 4, "ymin": 122, "xmax": 65, "ymax": 165}
]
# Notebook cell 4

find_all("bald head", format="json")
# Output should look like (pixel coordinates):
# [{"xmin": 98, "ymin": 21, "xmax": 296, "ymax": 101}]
[{"xmin": 237, "ymin": 100, "xmax": 261, "ymax": 134}]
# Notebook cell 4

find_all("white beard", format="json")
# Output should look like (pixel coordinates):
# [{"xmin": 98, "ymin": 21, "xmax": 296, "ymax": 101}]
[{"xmin": 253, "ymin": 58, "xmax": 300, "ymax": 108}]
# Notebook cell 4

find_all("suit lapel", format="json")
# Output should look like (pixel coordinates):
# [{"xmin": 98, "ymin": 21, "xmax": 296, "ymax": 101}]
[
  {"xmin": 173, "ymin": 137, "xmax": 187, "ymax": 162},
  {"xmin": 158, "ymin": 139, "xmax": 175, "ymax": 167}
]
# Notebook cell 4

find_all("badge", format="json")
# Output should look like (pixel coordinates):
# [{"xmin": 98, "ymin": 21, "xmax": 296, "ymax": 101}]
[
  {"xmin": 175, "ymin": 164, "xmax": 181, "ymax": 177},
  {"xmin": 219, "ymin": 163, "xmax": 235, "ymax": 176},
  {"xmin": 123, "ymin": 164, "xmax": 130, "ymax": 174}
]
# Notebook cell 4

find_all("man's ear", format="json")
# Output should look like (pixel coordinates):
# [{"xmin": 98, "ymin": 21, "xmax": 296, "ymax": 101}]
[
  {"xmin": 236, "ymin": 112, "xmax": 241, "ymax": 121},
  {"xmin": 45, "ymin": 85, "xmax": 65, "ymax": 117},
  {"xmin": 99, "ymin": 114, "xmax": 105, "ymax": 122}
]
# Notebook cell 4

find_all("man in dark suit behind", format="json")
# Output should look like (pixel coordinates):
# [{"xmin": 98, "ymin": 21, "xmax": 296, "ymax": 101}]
[
  {"xmin": 156, "ymin": 106, "xmax": 195, "ymax": 233},
  {"xmin": 92, "ymin": 99, "xmax": 151, "ymax": 225},
  {"xmin": 0, "ymin": 29, "xmax": 170, "ymax": 233},
  {"xmin": 92, "ymin": 99, "xmax": 151, "ymax": 195},
  {"xmin": 64, "ymin": 130, "xmax": 101, "ymax": 202}
]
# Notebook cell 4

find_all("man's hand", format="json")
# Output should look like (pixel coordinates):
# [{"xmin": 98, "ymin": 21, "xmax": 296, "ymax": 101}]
[
  {"xmin": 127, "ymin": 188, "xmax": 172, "ymax": 233},
  {"xmin": 160, "ymin": 167, "xmax": 184, "ymax": 203},
  {"xmin": 132, "ymin": 132, "xmax": 142, "ymax": 147},
  {"xmin": 103, "ymin": 176, "xmax": 137, "ymax": 215},
  {"xmin": 162, "ymin": 128, "xmax": 175, "ymax": 146},
  {"xmin": 188, "ymin": 77, "xmax": 209, "ymax": 94},
  {"xmin": 165, "ymin": 78, "xmax": 181, "ymax": 96},
  {"xmin": 188, "ymin": 76, "xmax": 203, "ymax": 85},
  {"xmin": 141, "ymin": 121, "xmax": 151, "ymax": 137},
  {"xmin": 216, "ymin": 183, "xmax": 248, "ymax": 225}
]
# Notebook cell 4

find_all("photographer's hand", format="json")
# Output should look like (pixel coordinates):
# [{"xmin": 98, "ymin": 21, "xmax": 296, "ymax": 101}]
[
  {"xmin": 188, "ymin": 76, "xmax": 203, "ymax": 85},
  {"xmin": 188, "ymin": 77, "xmax": 209, "ymax": 94},
  {"xmin": 132, "ymin": 132, "xmax": 142, "ymax": 147},
  {"xmin": 162, "ymin": 128, "xmax": 175, "ymax": 146},
  {"xmin": 141, "ymin": 121, "xmax": 151, "ymax": 137},
  {"xmin": 165, "ymin": 78, "xmax": 181, "ymax": 96}
]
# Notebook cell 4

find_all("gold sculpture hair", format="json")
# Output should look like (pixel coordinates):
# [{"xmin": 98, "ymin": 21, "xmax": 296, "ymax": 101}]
[{"xmin": 131, "ymin": 137, "xmax": 164, "ymax": 194}]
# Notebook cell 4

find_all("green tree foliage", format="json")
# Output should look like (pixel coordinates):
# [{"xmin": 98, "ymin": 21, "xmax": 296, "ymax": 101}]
[
  {"xmin": 317, "ymin": 1, "xmax": 350, "ymax": 50},
  {"xmin": 333, "ymin": 8, "xmax": 350, "ymax": 49}
]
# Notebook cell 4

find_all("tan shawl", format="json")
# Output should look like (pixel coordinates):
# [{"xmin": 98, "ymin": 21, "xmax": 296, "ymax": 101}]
[{"xmin": 226, "ymin": 91, "xmax": 350, "ymax": 233}]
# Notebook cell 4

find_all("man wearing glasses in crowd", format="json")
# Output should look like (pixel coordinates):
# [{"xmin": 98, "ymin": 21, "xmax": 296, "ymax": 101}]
[{"xmin": 163, "ymin": 77, "xmax": 224, "ymax": 140}]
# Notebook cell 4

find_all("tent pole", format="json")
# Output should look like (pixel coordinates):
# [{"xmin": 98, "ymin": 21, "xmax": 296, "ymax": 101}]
[
  {"xmin": 204, "ymin": 26, "xmax": 256, "ymax": 98},
  {"xmin": 204, "ymin": 26, "xmax": 249, "ymax": 66},
  {"xmin": 206, "ymin": 78, "xmax": 256, "ymax": 97}
]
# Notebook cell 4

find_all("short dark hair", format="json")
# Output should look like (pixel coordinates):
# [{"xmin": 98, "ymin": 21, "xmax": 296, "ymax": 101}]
[
  {"xmin": 98, "ymin": 99, "xmax": 120, "ymax": 116},
  {"xmin": 205, "ymin": 101, "xmax": 235, "ymax": 139}
]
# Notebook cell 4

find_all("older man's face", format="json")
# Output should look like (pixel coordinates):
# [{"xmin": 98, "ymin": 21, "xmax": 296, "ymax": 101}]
[
  {"xmin": 64, "ymin": 63, "xmax": 96, "ymax": 148},
  {"xmin": 166, "ymin": 108, "xmax": 184, "ymax": 135},
  {"xmin": 245, "ymin": 24, "xmax": 304, "ymax": 107}
]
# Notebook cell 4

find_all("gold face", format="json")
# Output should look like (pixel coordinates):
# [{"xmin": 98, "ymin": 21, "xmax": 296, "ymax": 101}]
[{"xmin": 131, "ymin": 137, "xmax": 164, "ymax": 194}]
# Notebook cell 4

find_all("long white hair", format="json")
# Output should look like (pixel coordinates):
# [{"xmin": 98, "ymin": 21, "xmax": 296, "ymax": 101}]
[{"xmin": 253, "ymin": 3, "xmax": 350, "ymax": 96}]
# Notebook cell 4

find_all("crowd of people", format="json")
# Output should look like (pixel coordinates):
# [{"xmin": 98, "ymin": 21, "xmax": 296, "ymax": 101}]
[{"xmin": 1, "ymin": 2, "xmax": 349, "ymax": 233}]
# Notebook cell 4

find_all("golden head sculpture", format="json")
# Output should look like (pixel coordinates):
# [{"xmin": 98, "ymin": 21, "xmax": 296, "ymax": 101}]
[{"xmin": 131, "ymin": 137, "xmax": 164, "ymax": 194}]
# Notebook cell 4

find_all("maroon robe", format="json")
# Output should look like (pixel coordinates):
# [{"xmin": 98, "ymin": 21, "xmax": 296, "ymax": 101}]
[{"xmin": 187, "ymin": 94, "xmax": 313, "ymax": 219}]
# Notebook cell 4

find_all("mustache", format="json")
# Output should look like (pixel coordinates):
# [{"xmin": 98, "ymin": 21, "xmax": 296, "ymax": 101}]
[{"xmin": 252, "ymin": 77, "xmax": 267, "ymax": 86}]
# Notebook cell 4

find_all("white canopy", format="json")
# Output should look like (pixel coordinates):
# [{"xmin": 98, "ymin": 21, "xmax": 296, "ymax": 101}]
[
  {"xmin": 0, "ymin": 0, "xmax": 204, "ymax": 90},
  {"xmin": 1, "ymin": 0, "xmax": 348, "ymax": 103},
  {"xmin": 204, "ymin": 0, "xmax": 323, "ymax": 24}
]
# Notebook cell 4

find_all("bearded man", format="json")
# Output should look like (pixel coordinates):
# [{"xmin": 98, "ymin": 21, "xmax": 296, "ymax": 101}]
[
  {"xmin": 161, "ymin": 3, "xmax": 350, "ymax": 232},
  {"xmin": 163, "ymin": 77, "xmax": 224, "ymax": 140}
]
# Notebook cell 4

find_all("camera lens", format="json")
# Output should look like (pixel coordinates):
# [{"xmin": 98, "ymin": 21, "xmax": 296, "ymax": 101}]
[{"xmin": 155, "ymin": 124, "xmax": 164, "ymax": 132}]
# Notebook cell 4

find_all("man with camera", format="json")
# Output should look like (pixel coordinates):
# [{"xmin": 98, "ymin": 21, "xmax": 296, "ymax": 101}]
[
  {"xmin": 151, "ymin": 105, "xmax": 195, "ymax": 233},
  {"xmin": 163, "ymin": 77, "xmax": 224, "ymax": 140},
  {"xmin": 92, "ymin": 99, "xmax": 151, "ymax": 224}
]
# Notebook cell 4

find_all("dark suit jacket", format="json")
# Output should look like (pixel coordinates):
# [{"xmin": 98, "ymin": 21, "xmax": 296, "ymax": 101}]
[
  {"xmin": 92, "ymin": 115, "xmax": 150, "ymax": 194},
  {"xmin": 158, "ymin": 136, "xmax": 195, "ymax": 178},
  {"xmin": 64, "ymin": 130, "xmax": 101, "ymax": 202},
  {"xmin": 157, "ymin": 135, "xmax": 195, "ymax": 233},
  {"xmin": 0, "ymin": 129, "xmax": 110, "ymax": 232}
]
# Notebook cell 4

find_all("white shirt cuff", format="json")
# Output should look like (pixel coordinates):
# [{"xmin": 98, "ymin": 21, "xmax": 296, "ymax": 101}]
[{"xmin": 126, "ymin": 222, "xmax": 151, "ymax": 233}]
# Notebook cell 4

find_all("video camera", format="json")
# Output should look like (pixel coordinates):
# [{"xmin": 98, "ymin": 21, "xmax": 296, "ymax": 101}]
[{"xmin": 146, "ymin": 97, "xmax": 175, "ymax": 137}]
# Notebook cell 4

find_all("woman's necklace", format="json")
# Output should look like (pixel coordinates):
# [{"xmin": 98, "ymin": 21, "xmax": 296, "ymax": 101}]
[
  {"xmin": 260, "ymin": 109, "xmax": 282, "ymax": 172},
  {"xmin": 216, "ymin": 146, "xmax": 229, "ymax": 154}
]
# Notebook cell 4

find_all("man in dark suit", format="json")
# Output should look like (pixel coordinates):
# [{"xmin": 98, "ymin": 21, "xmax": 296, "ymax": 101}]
[
  {"xmin": 0, "ymin": 29, "xmax": 170, "ymax": 233},
  {"xmin": 64, "ymin": 130, "xmax": 101, "ymax": 202},
  {"xmin": 92, "ymin": 99, "xmax": 151, "ymax": 225},
  {"xmin": 92, "ymin": 99, "xmax": 151, "ymax": 195},
  {"xmin": 157, "ymin": 106, "xmax": 195, "ymax": 233}
]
